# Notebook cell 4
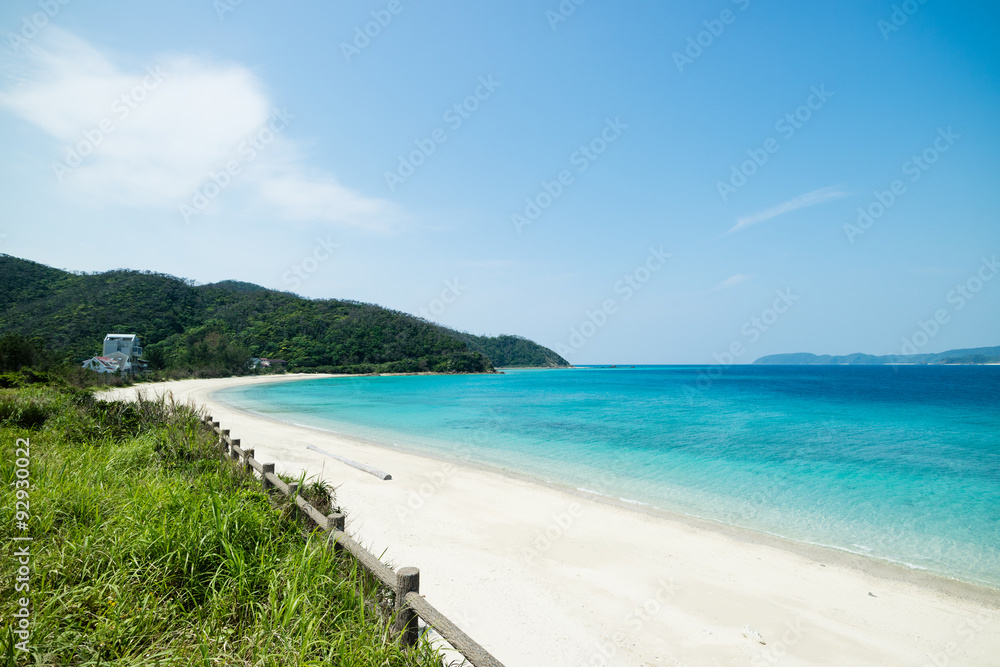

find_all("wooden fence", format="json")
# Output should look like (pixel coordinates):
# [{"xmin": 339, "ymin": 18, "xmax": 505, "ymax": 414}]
[{"xmin": 202, "ymin": 415, "xmax": 505, "ymax": 667}]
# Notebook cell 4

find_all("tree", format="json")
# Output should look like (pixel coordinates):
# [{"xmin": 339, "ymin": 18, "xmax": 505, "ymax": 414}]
[{"xmin": 0, "ymin": 334, "xmax": 40, "ymax": 372}]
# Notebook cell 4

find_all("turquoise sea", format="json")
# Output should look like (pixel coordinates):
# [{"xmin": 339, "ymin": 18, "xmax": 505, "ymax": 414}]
[{"xmin": 215, "ymin": 366, "xmax": 1000, "ymax": 589}]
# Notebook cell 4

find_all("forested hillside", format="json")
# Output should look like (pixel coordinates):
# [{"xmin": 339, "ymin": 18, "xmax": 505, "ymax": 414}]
[
  {"xmin": 0, "ymin": 255, "xmax": 566, "ymax": 376},
  {"xmin": 457, "ymin": 333, "xmax": 570, "ymax": 368}
]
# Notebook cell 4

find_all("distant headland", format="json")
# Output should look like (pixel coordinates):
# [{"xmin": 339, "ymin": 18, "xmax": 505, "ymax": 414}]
[{"xmin": 754, "ymin": 346, "xmax": 1000, "ymax": 365}]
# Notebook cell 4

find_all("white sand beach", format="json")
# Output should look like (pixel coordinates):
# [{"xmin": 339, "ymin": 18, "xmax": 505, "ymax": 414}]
[{"xmin": 102, "ymin": 375, "xmax": 999, "ymax": 667}]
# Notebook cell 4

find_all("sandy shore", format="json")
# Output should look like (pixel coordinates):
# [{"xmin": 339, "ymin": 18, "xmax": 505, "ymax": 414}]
[{"xmin": 102, "ymin": 375, "xmax": 999, "ymax": 666}]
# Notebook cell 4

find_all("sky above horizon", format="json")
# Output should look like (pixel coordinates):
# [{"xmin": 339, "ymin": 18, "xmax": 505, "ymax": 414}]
[{"xmin": 1, "ymin": 1, "xmax": 998, "ymax": 364}]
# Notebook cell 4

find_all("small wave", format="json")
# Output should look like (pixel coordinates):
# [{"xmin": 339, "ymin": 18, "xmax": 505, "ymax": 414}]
[
  {"xmin": 618, "ymin": 496, "xmax": 651, "ymax": 507},
  {"xmin": 576, "ymin": 486, "xmax": 612, "ymax": 497},
  {"xmin": 575, "ymin": 486, "xmax": 652, "ymax": 508}
]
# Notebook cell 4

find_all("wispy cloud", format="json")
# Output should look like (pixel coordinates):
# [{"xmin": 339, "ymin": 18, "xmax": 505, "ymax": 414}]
[
  {"xmin": 711, "ymin": 273, "xmax": 753, "ymax": 291},
  {"xmin": 724, "ymin": 185, "xmax": 848, "ymax": 236},
  {"xmin": 0, "ymin": 28, "xmax": 400, "ymax": 230}
]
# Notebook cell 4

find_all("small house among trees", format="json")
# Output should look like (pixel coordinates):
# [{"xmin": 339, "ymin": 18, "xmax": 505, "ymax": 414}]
[
  {"xmin": 250, "ymin": 357, "xmax": 287, "ymax": 370},
  {"xmin": 82, "ymin": 333, "xmax": 144, "ymax": 373}
]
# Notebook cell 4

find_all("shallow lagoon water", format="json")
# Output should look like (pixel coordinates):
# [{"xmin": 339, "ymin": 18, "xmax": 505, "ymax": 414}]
[{"xmin": 216, "ymin": 365, "xmax": 1000, "ymax": 588}]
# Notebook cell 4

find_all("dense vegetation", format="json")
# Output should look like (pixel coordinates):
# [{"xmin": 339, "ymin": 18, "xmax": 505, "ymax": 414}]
[
  {"xmin": 0, "ymin": 254, "xmax": 565, "ymax": 376},
  {"xmin": 1, "ymin": 333, "xmax": 121, "ymax": 391},
  {"xmin": 457, "ymin": 333, "xmax": 569, "ymax": 368},
  {"xmin": 0, "ymin": 383, "xmax": 443, "ymax": 665}
]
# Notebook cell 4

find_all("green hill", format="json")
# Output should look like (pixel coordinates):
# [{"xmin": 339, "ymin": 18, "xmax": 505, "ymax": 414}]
[
  {"xmin": 0, "ymin": 254, "xmax": 565, "ymax": 376},
  {"xmin": 754, "ymin": 346, "xmax": 1000, "ymax": 365},
  {"xmin": 457, "ymin": 333, "xmax": 570, "ymax": 368}
]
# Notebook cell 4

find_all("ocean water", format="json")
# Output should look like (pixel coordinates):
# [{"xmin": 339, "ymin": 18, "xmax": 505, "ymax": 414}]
[{"xmin": 215, "ymin": 366, "xmax": 1000, "ymax": 589}]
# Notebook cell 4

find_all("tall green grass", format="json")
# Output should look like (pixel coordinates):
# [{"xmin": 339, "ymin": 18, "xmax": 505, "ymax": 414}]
[{"xmin": 0, "ymin": 387, "xmax": 443, "ymax": 666}]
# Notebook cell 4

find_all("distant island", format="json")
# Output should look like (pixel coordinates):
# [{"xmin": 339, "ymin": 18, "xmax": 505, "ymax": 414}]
[
  {"xmin": 755, "ymin": 346, "xmax": 1000, "ymax": 366},
  {"xmin": 0, "ymin": 254, "xmax": 569, "ymax": 376}
]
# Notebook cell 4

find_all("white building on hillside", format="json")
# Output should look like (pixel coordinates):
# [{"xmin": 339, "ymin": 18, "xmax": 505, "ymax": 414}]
[
  {"xmin": 104, "ymin": 333, "xmax": 142, "ymax": 358},
  {"xmin": 82, "ymin": 333, "xmax": 144, "ymax": 373},
  {"xmin": 81, "ymin": 356, "xmax": 119, "ymax": 373}
]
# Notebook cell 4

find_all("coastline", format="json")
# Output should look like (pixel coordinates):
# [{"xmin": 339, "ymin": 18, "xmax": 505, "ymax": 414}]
[{"xmin": 102, "ymin": 375, "xmax": 1000, "ymax": 666}]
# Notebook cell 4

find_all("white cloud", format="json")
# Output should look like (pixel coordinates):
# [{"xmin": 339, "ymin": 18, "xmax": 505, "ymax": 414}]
[
  {"xmin": 725, "ymin": 185, "xmax": 848, "ymax": 236},
  {"xmin": 711, "ymin": 273, "xmax": 753, "ymax": 291},
  {"xmin": 0, "ymin": 28, "xmax": 399, "ymax": 229}
]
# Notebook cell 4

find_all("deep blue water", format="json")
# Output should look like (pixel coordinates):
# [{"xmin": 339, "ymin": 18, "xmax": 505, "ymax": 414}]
[{"xmin": 215, "ymin": 365, "xmax": 1000, "ymax": 588}]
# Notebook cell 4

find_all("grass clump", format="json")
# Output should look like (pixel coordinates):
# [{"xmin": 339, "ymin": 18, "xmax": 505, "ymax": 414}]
[{"xmin": 0, "ymin": 385, "xmax": 443, "ymax": 666}]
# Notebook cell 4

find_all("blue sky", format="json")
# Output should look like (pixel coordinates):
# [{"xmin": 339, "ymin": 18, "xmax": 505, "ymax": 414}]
[{"xmin": 1, "ymin": 0, "xmax": 997, "ymax": 364}]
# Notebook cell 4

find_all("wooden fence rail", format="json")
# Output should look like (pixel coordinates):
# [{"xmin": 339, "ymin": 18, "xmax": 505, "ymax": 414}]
[{"xmin": 203, "ymin": 415, "xmax": 505, "ymax": 667}]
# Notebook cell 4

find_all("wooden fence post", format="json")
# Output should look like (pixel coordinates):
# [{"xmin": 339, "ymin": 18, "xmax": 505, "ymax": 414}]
[
  {"xmin": 212, "ymin": 422, "xmax": 221, "ymax": 456},
  {"xmin": 327, "ymin": 513, "xmax": 345, "ymax": 552},
  {"xmin": 287, "ymin": 481, "xmax": 299, "ymax": 499},
  {"xmin": 230, "ymin": 438, "xmax": 241, "ymax": 461},
  {"xmin": 244, "ymin": 448, "xmax": 255, "ymax": 473},
  {"xmin": 396, "ymin": 567, "xmax": 420, "ymax": 646},
  {"xmin": 262, "ymin": 463, "xmax": 275, "ymax": 491}
]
